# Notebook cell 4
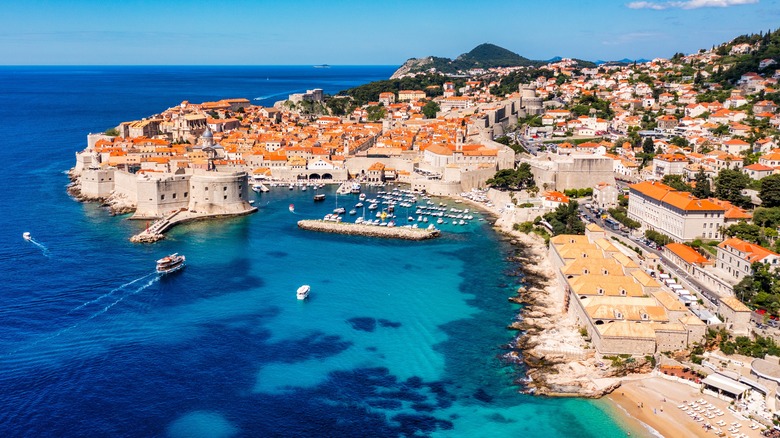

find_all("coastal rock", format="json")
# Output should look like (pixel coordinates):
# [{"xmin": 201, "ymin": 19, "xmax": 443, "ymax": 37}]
[{"xmin": 390, "ymin": 58, "xmax": 435, "ymax": 79}]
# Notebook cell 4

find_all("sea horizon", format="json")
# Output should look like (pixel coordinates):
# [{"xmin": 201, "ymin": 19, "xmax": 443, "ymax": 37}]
[{"xmin": 0, "ymin": 65, "xmax": 641, "ymax": 437}]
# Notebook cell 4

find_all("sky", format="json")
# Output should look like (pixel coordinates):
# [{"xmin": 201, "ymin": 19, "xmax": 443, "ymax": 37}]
[{"xmin": 0, "ymin": 0, "xmax": 778, "ymax": 65}]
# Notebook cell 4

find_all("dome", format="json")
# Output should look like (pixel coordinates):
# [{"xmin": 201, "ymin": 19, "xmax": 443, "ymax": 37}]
[{"xmin": 202, "ymin": 127, "xmax": 213, "ymax": 139}]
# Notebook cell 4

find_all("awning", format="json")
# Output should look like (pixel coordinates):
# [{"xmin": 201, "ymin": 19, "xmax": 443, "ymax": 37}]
[{"xmin": 702, "ymin": 373, "xmax": 750, "ymax": 396}]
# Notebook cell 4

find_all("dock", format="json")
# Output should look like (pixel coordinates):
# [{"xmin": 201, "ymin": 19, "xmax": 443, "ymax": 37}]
[
  {"xmin": 130, "ymin": 207, "xmax": 257, "ymax": 243},
  {"xmin": 297, "ymin": 220, "xmax": 440, "ymax": 240}
]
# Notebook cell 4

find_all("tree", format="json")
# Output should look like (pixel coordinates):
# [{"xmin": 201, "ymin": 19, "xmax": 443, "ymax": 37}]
[
  {"xmin": 544, "ymin": 201, "xmax": 585, "ymax": 236},
  {"xmin": 662, "ymin": 174, "xmax": 693, "ymax": 192},
  {"xmin": 366, "ymin": 105, "xmax": 386, "ymax": 122},
  {"xmin": 714, "ymin": 168, "xmax": 752, "ymax": 207},
  {"xmin": 422, "ymin": 100, "xmax": 440, "ymax": 119},
  {"xmin": 104, "ymin": 128, "xmax": 119, "ymax": 136},
  {"xmin": 759, "ymin": 174, "xmax": 780, "ymax": 208},
  {"xmin": 692, "ymin": 168, "xmax": 713, "ymax": 199},
  {"xmin": 642, "ymin": 137, "xmax": 655, "ymax": 155},
  {"xmin": 753, "ymin": 207, "xmax": 780, "ymax": 228},
  {"xmin": 486, "ymin": 163, "xmax": 536, "ymax": 190}
]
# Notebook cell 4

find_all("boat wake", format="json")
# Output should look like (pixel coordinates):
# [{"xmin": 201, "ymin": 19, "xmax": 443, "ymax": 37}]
[
  {"xmin": 26, "ymin": 237, "xmax": 51, "ymax": 258},
  {"xmin": 67, "ymin": 272, "xmax": 156, "ymax": 314},
  {"xmin": 6, "ymin": 275, "xmax": 160, "ymax": 356}
]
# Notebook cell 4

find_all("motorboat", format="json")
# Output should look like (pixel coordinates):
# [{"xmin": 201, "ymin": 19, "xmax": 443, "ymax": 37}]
[
  {"xmin": 333, "ymin": 207, "xmax": 346, "ymax": 214},
  {"xmin": 349, "ymin": 209, "xmax": 357, "ymax": 215},
  {"xmin": 314, "ymin": 194, "xmax": 326, "ymax": 202},
  {"xmin": 156, "ymin": 253, "xmax": 185, "ymax": 274},
  {"xmin": 368, "ymin": 203, "xmax": 378, "ymax": 210},
  {"xmin": 359, "ymin": 193, "xmax": 367, "ymax": 201},
  {"xmin": 297, "ymin": 284, "xmax": 310, "ymax": 300},
  {"xmin": 437, "ymin": 218, "xmax": 444, "ymax": 224},
  {"xmin": 23, "ymin": 232, "xmax": 31, "ymax": 241}
]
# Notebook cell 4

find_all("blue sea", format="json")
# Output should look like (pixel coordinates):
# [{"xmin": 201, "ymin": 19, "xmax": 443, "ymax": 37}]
[{"xmin": 0, "ymin": 66, "xmax": 640, "ymax": 437}]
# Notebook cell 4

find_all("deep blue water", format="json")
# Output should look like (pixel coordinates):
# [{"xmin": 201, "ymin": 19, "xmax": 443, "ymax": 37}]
[{"xmin": 0, "ymin": 66, "xmax": 638, "ymax": 437}]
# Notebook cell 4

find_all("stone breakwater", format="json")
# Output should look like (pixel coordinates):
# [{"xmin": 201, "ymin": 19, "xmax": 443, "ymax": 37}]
[{"xmin": 297, "ymin": 220, "xmax": 440, "ymax": 240}]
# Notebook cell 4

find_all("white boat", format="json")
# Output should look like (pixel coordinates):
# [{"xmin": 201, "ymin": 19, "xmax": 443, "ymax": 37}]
[
  {"xmin": 368, "ymin": 203, "xmax": 378, "ymax": 210},
  {"xmin": 333, "ymin": 207, "xmax": 346, "ymax": 214},
  {"xmin": 156, "ymin": 253, "xmax": 185, "ymax": 274},
  {"xmin": 359, "ymin": 193, "xmax": 367, "ymax": 201},
  {"xmin": 289, "ymin": 184, "xmax": 295, "ymax": 190},
  {"xmin": 297, "ymin": 284, "xmax": 310, "ymax": 300},
  {"xmin": 23, "ymin": 232, "xmax": 31, "ymax": 241},
  {"xmin": 355, "ymin": 202, "xmax": 364, "ymax": 208},
  {"xmin": 349, "ymin": 209, "xmax": 357, "ymax": 215},
  {"xmin": 437, "ymin": 218, "xmax": 443, "ymax": 224}
]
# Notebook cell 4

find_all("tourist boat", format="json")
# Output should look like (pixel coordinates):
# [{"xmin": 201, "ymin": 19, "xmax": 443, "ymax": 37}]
[
  {"xmin": 289, "ymin": 204, "xmax": 295, "ymax": 213},
  {"xmin": 156, "ymin": 253, "xmax": 185, "ymax": 274},
  {"xmin": 23, "ymin": 232, "xmax": 31, "ymax": 241},
  {"xmin": 314, "ymin": 194, "xmax": 326, "ymax": 202},
  {"xmin": 297, "ymin": 284, "xmax": 310, "ymax": 300}
]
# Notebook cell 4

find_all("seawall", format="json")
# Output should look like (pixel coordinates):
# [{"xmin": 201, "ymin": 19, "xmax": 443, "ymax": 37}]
[{"xmin": 297, "ymin": 220, "xmax": 440, "ymax": 240}]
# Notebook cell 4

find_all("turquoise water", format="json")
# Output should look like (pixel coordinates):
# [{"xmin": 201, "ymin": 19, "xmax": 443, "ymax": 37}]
[{"xmin": 0, "ymin": 66, "xmax": 637, "ymax": 437}]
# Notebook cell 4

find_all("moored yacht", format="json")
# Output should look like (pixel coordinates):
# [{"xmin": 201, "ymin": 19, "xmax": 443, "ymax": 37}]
[{"xmin": 297, "ymin": 284, "xmax": 310, "ymax": 300}]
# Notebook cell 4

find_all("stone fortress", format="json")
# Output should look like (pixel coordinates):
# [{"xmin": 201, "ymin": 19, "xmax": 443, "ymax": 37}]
[{"xmin": 72, "ymin": 128, "xmax": 255, "ymax": 221}]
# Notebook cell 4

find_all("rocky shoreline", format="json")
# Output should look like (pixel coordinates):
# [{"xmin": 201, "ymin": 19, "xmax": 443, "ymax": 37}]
[
  {"xmin": 459, "ymin": 196, "xmax": 650, "ymax": 398},
  {"xmin": 66, "ymin": 169, "xmax": 135, "ymax": 216}
]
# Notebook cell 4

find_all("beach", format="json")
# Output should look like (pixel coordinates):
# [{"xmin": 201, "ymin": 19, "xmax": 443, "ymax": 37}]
[{"xmin": 607, "ymin": 376, "xmax": 765, "ymax": 438}]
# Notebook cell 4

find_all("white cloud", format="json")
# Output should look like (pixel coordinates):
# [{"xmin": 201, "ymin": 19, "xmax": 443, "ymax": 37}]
[{"xmin": 627, "ymin": 0, "xmax": 758, "ymax": 10}]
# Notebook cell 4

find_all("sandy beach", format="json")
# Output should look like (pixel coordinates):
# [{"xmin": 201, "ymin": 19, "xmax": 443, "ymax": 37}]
[{"xmin": 607, "ymin": 376, "xmax": 765, "ymax": 438}]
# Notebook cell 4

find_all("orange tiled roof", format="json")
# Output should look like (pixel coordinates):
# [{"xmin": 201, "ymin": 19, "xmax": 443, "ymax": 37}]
[
  {"xmin": 718, "ymin": 238, "xmax": 779, "ymax": 263},
  {"xmin": 629, "ymin": 181, "xmax": 725, "ymax": 212},
  {"xmin": 665, "ymin": 243, "xmax": 709, "ymax": 265}
]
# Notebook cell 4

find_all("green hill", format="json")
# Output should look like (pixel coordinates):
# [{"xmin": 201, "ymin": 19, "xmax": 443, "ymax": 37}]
[{"xmin": 454, "ymin": 43, "xmax": 535, "ymax": 69}]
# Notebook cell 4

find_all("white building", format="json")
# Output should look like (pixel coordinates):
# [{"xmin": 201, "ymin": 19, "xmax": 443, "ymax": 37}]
[{"xmin": 627, "ymin": 181, "xmax": 726, "ymax": 242}]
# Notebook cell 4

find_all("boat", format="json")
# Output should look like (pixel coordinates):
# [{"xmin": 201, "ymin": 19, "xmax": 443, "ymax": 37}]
[
  {"xmin": 333, "ymin": 207, "xmax": 346, "ymax": 214},
  {"xmin": 313, "ymin": 64, "xmax": 330, "ymax": 68},
  {"xmin": 349, "ymin": 209, "xmax": 357, "ymax": 215},
  {"xmin": 368, "ymin": 203, "xmax": 378, "ymax": 210},
  {"xmin": 23, "ymin": 232, "xmax": 31, "ymax": 241},
  {"xmin": 437, "ymin": 218, "xmax": 444, "ymax": 224},
  {"xmin": 156, "ymin": 253, "xmax": 185, "ymax": 274},
  {"xmin": 314, "ymin": 194, "xmax": 326, "ymax": 202},
  {"xmin": 355, "ymin": 202, "xmax": 363, "ymax": 208},
  {"xmin": 289, "ymin": 204, "xmax": 295, "ymax": 213},
  {"xmin": 297, "ymin": 284, "xmax": 310, "ymax": 300},
  {"xmin": 301, "ymin": 185, "xmax": 307, "ymax": 191},
  {"xmin": 359, "ymin": 193, "xmax": 366, "ymax": 201}
]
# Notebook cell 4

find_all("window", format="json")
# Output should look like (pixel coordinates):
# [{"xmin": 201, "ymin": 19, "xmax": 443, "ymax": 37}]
[
  {"xmin": 172, "ymin": 193, "xmax": 177, "ymax": 199},
  {"xmin": 205, "ymin": 186, "xmax": 208, "ymax": 191},
  {"xmin": 161, "ymin": 194, "xmax": 165, "ymax": 200},
  {"xmin": 223, "ymin": 186, "xmax": 227, "ymax": 191},
  {"xmin": 184, "ymin": 192, "xmax": 188, "ymax": 197},
  {"xmin": 224, "ymin": 195, "xmax": 227, "ymax": 200}
]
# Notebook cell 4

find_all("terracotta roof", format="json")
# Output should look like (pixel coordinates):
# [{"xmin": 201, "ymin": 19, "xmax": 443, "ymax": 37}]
[
  {"xmin": 665, "ymin": 243, "xmax": 709, "ymax": 265},
  {"xmin": 718, "ymin": 238, "xmax": 779, "ymax": 263},
  {"xmin": 629, "ymin": 181, "xmax": 726, "ymax": 212}
]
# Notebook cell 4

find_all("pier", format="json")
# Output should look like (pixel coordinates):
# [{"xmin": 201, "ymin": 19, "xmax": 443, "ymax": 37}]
[
  {"xmin": 130, "ymin": 207, "xmax": 257, "ymax": 243},
  {"xmin": 297, "ymin": 220, "xmax": 440, "ymax": 240}
]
